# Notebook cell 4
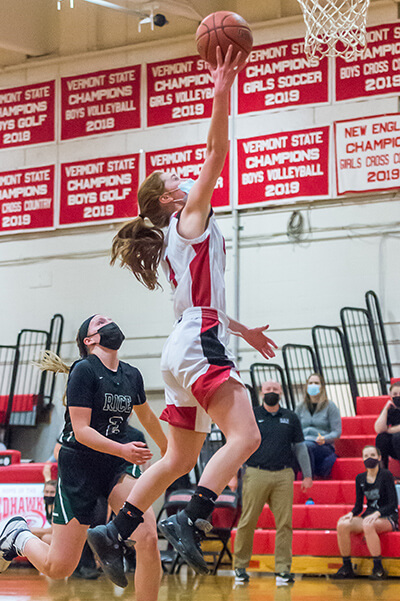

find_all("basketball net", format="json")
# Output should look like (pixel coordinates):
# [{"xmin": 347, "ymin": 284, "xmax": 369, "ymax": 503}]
[{"xmin": 296, "ymin": 0, "xmax": 370, "ymax": 60}]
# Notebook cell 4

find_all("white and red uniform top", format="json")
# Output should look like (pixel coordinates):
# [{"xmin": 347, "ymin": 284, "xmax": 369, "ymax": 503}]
[{"xmin": 161, "ymin": 210, "xmax": 226, "ymax": 320}]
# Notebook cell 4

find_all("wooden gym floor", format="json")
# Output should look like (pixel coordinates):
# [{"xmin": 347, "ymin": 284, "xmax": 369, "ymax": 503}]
[{"xmin": 1, "ymin": 567, "xmax": 399, "ymax": 601}]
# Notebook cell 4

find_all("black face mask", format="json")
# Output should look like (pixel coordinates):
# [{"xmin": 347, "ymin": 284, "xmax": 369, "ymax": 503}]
[
  {"xmin": 364, "ymin": 457, "xmax": 380, "ymax": 469},
  {"xmin": 263, "ymin": 392, "xmax": 280, "ymax": 406},
  {"xmin": 44, "ymin": 496, "xmax": 55, "ymax": 522},
  {"xmin": 97, "ymin": 322, "xmax": 125, "ymax": 350},
  {"xmin": 392, "ymin": 396, "xmax": 400, "ymax": 409}
]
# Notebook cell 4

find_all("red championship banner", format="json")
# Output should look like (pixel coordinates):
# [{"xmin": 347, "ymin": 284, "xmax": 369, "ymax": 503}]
[
  {"xmin": 0, "ymin": 166, "xmax": 55, "ymax": 234},
  {"xmin": 59, "ymin": 154, "xmax": 139, "ymax": 226},
  {"xmin": 238, "ymin": 39, "xmax": 328, "ymax": 114},
  {"xmin": 238, "ymin": 126, "xmax": 330, "ymax": 205},
  {"xmin": 336, "ymin": 22, "xmax": 400, "ymax": 101},
  {"xmin": 335, "ymin": 113, "xmax": 400, "ymax": 194},
  {"xmin": 147, "ymin": 56, "xmax": 214, "ymax": 127},
  {"xmin": 0, "ymin": 81, "xmax": 55, "ymax": 149},
  {"xmin": 61, "ymin": 66, "xmax": 141, "ymax": 140},
  {"xmin": 145, "ymin": 144, "xmax": 229, "ymax": 208},
  {"xmin": 0, "ymin": 483, "xmax": 47, "ymax": 528}
]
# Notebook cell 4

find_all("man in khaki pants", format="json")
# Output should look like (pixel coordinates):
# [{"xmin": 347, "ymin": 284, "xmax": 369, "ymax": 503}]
[{"xmin": 234, "ymin": 381, "xmax": 312, "ymax": 586}]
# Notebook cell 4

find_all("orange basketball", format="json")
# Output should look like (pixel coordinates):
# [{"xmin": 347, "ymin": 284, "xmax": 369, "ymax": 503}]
[{"xmin": 196, "ymin": 11, "xmax": 253, "ymax": 68}]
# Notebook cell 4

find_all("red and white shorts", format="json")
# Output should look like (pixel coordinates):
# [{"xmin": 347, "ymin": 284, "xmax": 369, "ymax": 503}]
[{"xmin": 160, "ymin": 307, "xmax": 243, "ymax": 433}]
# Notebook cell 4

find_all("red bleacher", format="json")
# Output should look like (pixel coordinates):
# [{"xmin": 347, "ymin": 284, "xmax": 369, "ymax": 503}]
[
  {"xmin": 232, "ymin": 394, "xmax": 400, "ymax": 568},
  {"xmin": 0, "ymin": 394, "xmax": 39, "ymax": 424}
]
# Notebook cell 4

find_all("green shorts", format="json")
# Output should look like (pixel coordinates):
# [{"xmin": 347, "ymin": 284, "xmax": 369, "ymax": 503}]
[{"xmin": 53, "ymin": 445, "xmax": 141, "ymax": 526}]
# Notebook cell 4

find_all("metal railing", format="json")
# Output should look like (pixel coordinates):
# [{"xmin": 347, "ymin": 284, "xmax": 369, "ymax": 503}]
[
  {"xmin": 365, "ymin": 290, "xmax": 393, "ymax": 387},
  {"xmin": 312, "ymin": 325, "xmax": 357, "ymax": 416},
  {"xmin": 282, "ymin": 343, "xmax": 318, "ymax": 408},
  {"xmin": 0, "ymin": 345, "xmax": 20, "ymax": 446}
]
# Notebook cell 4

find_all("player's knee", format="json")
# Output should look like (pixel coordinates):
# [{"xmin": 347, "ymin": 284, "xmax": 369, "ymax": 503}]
[
  {"xmin": 246, "ymin": 429, "xmax": 261, "ymax": 455},
  {"xmin": 135, "ymin": 528, "xmax": 160, "ymax": 557},
  {"xmin": 45, "ymin": 559, "xmax": 75, "ymax": 579},
  {"xmin": 337, "ymin": 517, "xmax": 349, "ymax": 531}
]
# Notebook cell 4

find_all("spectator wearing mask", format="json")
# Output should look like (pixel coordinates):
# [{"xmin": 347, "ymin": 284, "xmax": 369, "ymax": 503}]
[
  {"xmin": 374, "ymin": 382, "xmax": 400, "ymax": 469},
  {"xmin": 295, "ymin": 373, "xmax": 342, "ymax": 478},
  {"xmin": 331, "ymin": 445, "xmax": 398, "ymax": 580},
  {"xmin": 233, "ymin": 381, "xmax": 312, "ymax": 586}
]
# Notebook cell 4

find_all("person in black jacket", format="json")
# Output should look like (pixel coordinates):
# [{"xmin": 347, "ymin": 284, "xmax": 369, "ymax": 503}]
[{"xmin": 332, "ymin": 445, "xmax": 398, "ymax": 580}]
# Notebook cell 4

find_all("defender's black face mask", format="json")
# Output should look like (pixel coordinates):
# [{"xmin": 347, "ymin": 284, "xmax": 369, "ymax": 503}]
[{"xmin": 96, "ymin": 322, "xmax": 125, "ymax": 350}]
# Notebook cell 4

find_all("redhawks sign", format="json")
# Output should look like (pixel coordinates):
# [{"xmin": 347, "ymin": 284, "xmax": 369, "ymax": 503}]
[
  {"xmin": 0, "ymin": 81, "xmax": 55, "ymax": 149},
  {"xmin": 238, "ymin": 39, "xmax": 328, "ymax": 114},
  {"xmin": 0, "ymin": 483, "xmax": 47, "ymax": 527},
  {"xmin": 147, "ymin": 56, "xmax": 214, "ymax": 126},
  {"xmin": 238, "ymin": 127, "xmax": 329, "ymax": 205},
  {"xmin": 335, "ymin": 113, "xmax": 400, "ymax": 194},
  {"xmin": 0, "ymin": 166, "xmax": 55, "ymax": 234},
  {"xmin": 59, "ymin": 154, "xmax": 139, "ymax": 226},
  {"xmin": 336, "ymin": 22, "xmax": 400, "ymax": 101},
  {"xmin": 61, "ymin": 66, "xmax": 141, "ymax": 140},
  {"xmin": 145, "ymin": 144, "xmax": 229, "ymax": 208}
]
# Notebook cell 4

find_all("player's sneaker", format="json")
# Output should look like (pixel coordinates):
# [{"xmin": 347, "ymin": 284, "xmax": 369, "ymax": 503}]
[
  {"xmin": 0, "ymin": 517, "xmax": 30, "ymax": 573},
  {"xmin": 234, "ymin": 567, "xmax": 250, "ymax": 582},
  {"xmin": 158, "ymin": 510, "xmax": 210, "ymax": 575},
  {"xmin": 369, "ymin": 566, "xmax": 387, "ymax": 580},
  {"xmin": 87, "ymin": 523, "xmax": 128, "ymax": 588}
]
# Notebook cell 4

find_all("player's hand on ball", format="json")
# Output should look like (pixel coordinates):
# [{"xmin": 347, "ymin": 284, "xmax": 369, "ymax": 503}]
[{"xmin": 120, "ymin": 441, "xmax": 153, "ymax": 464}]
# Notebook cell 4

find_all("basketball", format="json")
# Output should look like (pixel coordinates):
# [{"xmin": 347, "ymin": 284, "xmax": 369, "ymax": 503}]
[{"xmin": 196, "ymin": 11, "xmax": 253, "ymax": 68}]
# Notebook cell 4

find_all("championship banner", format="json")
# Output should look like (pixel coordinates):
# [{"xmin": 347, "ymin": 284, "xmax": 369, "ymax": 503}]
[
  {"xmin": 0, "ymin": 483, "xmax": 47, "ymax": 528},
  {"xmin": 145, "ymin": 144, "xmax": 230, "ymax": 208},
  {"xmin": 238, "ymin": 126, "xmax": 330, "ymax": 205},
  {"xmin": 61, "ymin": 66, "xmax": 141, "ymax": 140},
  {"xmin": 336, "ymin": 22, "xmax": 400, "ymax": 101},
  {"xmin": 0, "ymin": 166, "xmax": 55, "ymax": 234},
  {"xmin": 0, "ymin": 81, "xmax": 55, "ymax": 149},
  {"xmin": 238, "ymin": 39, "xmax": 328, "ymax": 114},
  {"xmin": 59, "ymin": 154, "xmax": 139, "ymax": 226},
  {"xmin": 335, "ymin": 113, "xmax": 400, "ymax": 194},
  {"xmin": 147, "ymin": 56, "xmax": 214, "ymax": 127}
]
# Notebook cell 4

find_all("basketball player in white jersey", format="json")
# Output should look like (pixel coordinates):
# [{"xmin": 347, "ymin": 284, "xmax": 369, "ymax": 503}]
[{"xmin": 86, "ymin": 46, "xmax": 278, "ymax": 585}]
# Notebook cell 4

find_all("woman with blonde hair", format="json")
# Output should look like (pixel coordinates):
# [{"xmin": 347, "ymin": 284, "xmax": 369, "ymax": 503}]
[
  {"xmin": 86, "ymin": 46, "xmax": 277, "ymax": 586},
  {"xmin": 0, "ymin": 314, "xmax": 167, "ymax": 598},
  {"xmin": 295, "ymin": 373, "xmax": 342, "ymax": 478}
]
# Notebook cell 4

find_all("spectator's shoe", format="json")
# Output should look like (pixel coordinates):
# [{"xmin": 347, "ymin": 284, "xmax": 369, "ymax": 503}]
[
  {"xmin": 0, "ymin": 517, "xmax": 30, "ymax": 573},
  {"xmin": 234, "ymin": 568, "xmax": 250, "ymax": 583},
  {"xmin": 275, "ymin": 572, "xmax": 295, "ymax": 585},
  {"xmin": 369, "ymin": 566, "xmax": 387, "ymax": 580},
  {"xmin": 158, "ymin": 510, "xmax": 210, "ymax": 575},
  {"xmin": 86, "ymin": 523, "xmax": 128, "ymax": 588},
  {"xmin": 330, "ymin": 564, "xmax": 356, "ymax": 579}
]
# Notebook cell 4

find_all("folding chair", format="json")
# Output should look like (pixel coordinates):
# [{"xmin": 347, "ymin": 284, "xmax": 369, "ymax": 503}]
[{"xmin": 156, "ymin": 488, "xmax": 193, "ymax": 574}]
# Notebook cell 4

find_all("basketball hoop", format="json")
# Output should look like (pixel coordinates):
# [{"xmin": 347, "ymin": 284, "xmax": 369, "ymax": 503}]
[{"xmin": 296, "ymin": 0, "xmax": 370, "ymax": 60}]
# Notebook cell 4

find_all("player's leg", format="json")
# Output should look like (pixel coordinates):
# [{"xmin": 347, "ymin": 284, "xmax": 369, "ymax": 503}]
[
  {"xmin": 363, "ymin": 516, "xmax": 392, "ymax": 579},
  {"xmin": 331, "ymin": 516, "xmax": 363, "ymax": 579},
  {"xmin": 108, "ymin": 475, "xmax": 161, "ymax": 601},
  {"xmin": 0, "ymin": 516, "xmax": 87, "ymax": 579}
]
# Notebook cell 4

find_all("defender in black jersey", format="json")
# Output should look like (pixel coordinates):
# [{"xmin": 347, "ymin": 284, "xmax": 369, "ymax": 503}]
[
  {"xmin": 332, "ymin": 445, "xmax": 398, "ymax": 581},
  {"xmin": 0, "ymin": 314, "xmax": 167, "ymax": 600}
]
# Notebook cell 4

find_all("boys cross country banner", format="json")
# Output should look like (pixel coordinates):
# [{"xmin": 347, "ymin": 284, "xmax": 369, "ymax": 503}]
[
  {"xmin": 61, "ymin": 66, "xmax": 141, "ymax": 140},
  {"xmin": 59, "ymin": 154, "xmax": 139, "ymax": 226},
  {"xmin": 0, "ymin": 166, "xmax": 55, "ymax": 234},
  {"xmin": 145, "ymin": 144, "xmax": 230, "ymax": 208},
  {"xmin": 336, "ymin": 22, "xmax": 400, "ymax": 101},
  {"xmin": 237, "ymin": 126, "xmax": 329, "ymax": 205},
  {"xmin": 0, "ymin": 483, "xmax": 47, "ymax": 527},
  {"xmin": 238, "ymin": 38, "xmax": 328, "ymax": 114},
  {"xmin": 335, "ymin": 113, "xmax": 400, "ymax": 194},
  {"xmin": 0, "ymin": 81, "xmax": 55, "ymax": 149},
  {"xmin": 147, "ymin": 56, "xmax": 215, "ymax": 127}
]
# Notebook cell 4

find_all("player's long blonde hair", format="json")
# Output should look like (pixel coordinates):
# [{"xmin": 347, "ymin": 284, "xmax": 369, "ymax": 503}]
[
  {"xmin": 33, "ymin": 350, "xmax": 70, "ymax": 405},
  {"xmin": 110, "ymin": 171, "xmax": 171, "ymax": 291}
]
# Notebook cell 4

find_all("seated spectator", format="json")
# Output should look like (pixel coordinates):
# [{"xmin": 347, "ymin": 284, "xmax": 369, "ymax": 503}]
[
  {"xmin": 295, "ymin": 373, "xmax": 341, "ymax": 478},
  {"xmin": 374, "ymin": 382, "xmax": 400, "ymax": 469},
  {"xmin": 331, "ymin": 445, "xmax": 398, "ymax": 580},
  {"xmin": 31, "ymin": 480, "xmax": 57, "ymax": 544}
]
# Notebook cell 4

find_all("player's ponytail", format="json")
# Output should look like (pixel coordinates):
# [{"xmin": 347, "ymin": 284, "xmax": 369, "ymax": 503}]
[
  {"xmin": 110, "ymin": 171, "xmax": 170, "ymax": 291},
  {"xmin": 33, "ymin": 350, "xmax": 70, "ymax": 405}
]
